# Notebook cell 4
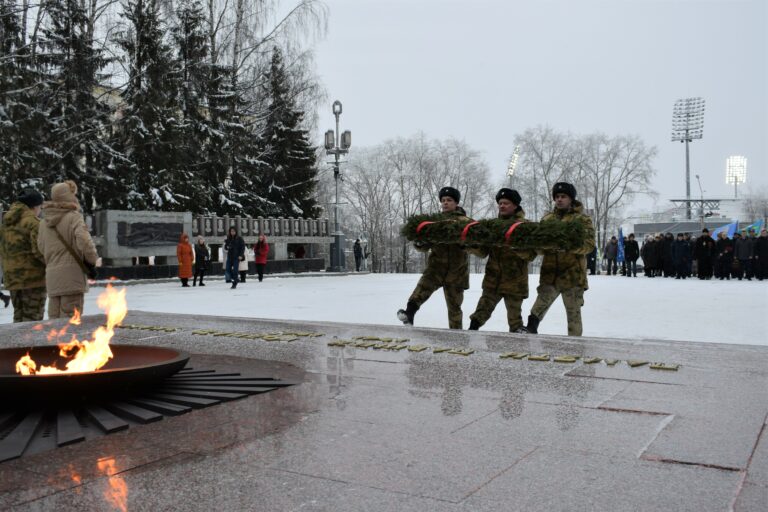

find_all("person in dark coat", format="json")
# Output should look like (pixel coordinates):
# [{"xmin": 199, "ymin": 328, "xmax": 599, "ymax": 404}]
[
  {"xmin": 603, "ymin": 236, "xmax": 618, "ymax": 275},
  {"xmin": 684, "ymin": 233, "xmax": 694, "ymax": 277},
  {"xmin": 755, "ymin": 229, "xmax": 768, "ymax": 280},
  {"xmin": 693, "ymin": 228, "xmax": 715, "ymax": 279},
  {"xmin": 661, "ymin": 233, "xmax": 675, "ymax": 277},
  {"xmin": 714, "ymin": 231, "xmax": 734, "ymax": 280},
  {"xmin": 193, "ymin": 236, "xmax": 210, "ymax": 286},
  {"xmin": 353, "ymin": 239, "xmax": 364, "ymax": 272},
  {"xmin": 224, "ymin": 227, "xmax": 245, "ymax": 289},
  {"xmin": 586, "ymin": 247, "xmax": 597, "ymax": 275},
  {"xmin": 733, "ymin": 230, "xmax": 753, "ymax": 280},
  {"xmin": 640, "ymin": 236, "xmax": 655, "ymax": 277},
  {"xmin": 624, "ymin": 233, "xmax": 640, "ymax": 277},
  {"xmin": 671, "ymin": 233, "xmax": 691, "ymax": 279}
]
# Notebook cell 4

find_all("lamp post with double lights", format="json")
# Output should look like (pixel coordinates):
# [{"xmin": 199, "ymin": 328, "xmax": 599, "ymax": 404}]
[
  {"xmin": 725, "ymin": 155, "xmax": 747, "ymax": 199},
  {"xmin": 671, "ymin": 97, "xmax": 706, "ymax": 220},
  {"xmin": 324, "ymin": 100, "xmax": 351, "ymax": 272}
]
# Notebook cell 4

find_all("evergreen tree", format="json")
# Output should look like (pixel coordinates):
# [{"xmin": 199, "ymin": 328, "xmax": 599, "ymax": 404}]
[
  {"xmin": 37, "ymin": 0, "xmax": 122, "ymax": 212},
  {"xmin": 111, "ymin": 0, "xmax": 183, "ymax": 210},
  {"xmin": 170, "ymin": 0, "xmax": 213, "ymax": 213},
  {"xmin": 257, "ymin": 48, "xmax": 320, "ymax": 218},
  {"xmin": 0, "ymin": 0, "xmax": 55, "ymax": 207}
]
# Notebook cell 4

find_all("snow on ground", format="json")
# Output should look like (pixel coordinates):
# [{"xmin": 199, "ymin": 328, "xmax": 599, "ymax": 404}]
[{"xmin": 1, "ymin": 273, "xmax": 766, "ymax": 346}]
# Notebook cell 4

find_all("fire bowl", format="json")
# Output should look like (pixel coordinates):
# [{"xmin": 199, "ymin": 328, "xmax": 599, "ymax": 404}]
[{"xmin": 0, "ymin": 345, "xmax": 189, "ymax": 405}]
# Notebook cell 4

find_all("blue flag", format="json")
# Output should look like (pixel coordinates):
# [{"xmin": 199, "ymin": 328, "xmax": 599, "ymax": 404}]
[
  {"xmin": 711, "ymin": 221, "xmax": 738, "ymax": 239},
  {"xmin": 740, "ymin": 219, "xmax": 764, "ymax": 235},
  {"xmin": 617, "ymin": 227, "xmax": 625, "ymax": 263}
]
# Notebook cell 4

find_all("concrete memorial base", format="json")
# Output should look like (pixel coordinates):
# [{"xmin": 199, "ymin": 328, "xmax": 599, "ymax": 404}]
[{"xmin": 0, "ymin": 312, "xmax": 766, "ymax": 511}]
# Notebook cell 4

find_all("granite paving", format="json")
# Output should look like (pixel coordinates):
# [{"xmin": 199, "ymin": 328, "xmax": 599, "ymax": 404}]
[{"xmin": 1, "ymin": 310, "xmax": 767, "ymax": 511}]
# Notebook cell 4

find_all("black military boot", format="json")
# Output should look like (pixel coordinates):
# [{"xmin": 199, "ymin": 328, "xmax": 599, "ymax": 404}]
[
  {"xmin": 525, "ymin": 314, "xmax": 540, "ymax": 334},
  {"xmin": 468, "ymin": 319, "xmax": 481, "ymax": 331},
  {"xmin": 397, "ymin": 302, "xmax": 419, "ymax": 326}
]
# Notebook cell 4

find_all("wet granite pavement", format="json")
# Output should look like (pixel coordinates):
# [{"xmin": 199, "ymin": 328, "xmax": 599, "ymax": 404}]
[{"xmin": 1, "ymin": 311, "xmax": 767, "ymax": 511}]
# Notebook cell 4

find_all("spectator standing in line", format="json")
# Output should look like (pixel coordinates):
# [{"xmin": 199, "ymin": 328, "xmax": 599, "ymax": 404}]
[
  {"xmin": 714, "ymin": 231, "xmax": 734, "ymax": 280},
  {"xmin": 672, "ymin": 233, "xmax": 691, "ymax": 279},
  {"xmin": 0, "ymin": 188, "xmax": 46, "ymax": 322},
  {"xmin": 37, "ymin": 181, "xmax": 99, "ymax": 319},
  {"xmin": 253, "ymin": 234, "xmax": 269, "ymax": 282},
  {"xmin": 603, "ymin": 236, "xmax": 618, "ymax": 275},
  {"xmin": 640, "ymin": 236, "xmax": 654, "ymax": 277},
  {"xmin": 193, "ymin": 236, "xmax": 209, "ymax": 286},
  {"xmin": 662, "ymin": 233, "xmax": 675, "ymax": 277},
  {"xmin": 624, "ymin": 233, "xmax": 640, "ymax": 277},
  {"xmin": 176, "ymin": 233, "xmax": 193, "ymax": 287},
  {"xmin": 755, "ymin": 229, "xmax": 768, "ymax": 280},
  {"xmin": 733, "ymin": 231, "xmax": 752, "ymax": 281},
  {"xmin": 524, "ymin": 182, "xmax": 595, "ymax": 337},
  {"xmin": 693, "ymin": 228, "xmax": 715, "ymax": 280},
  {"xmin": 353, "ymin": 239, "xmax": 364, "ymax": 272},
  {"xmin": 684, "ymin": 233, "xmax": 694, "ymax": 277},
  {"xmin": 224, "ymin": 227, "xmax": 245, "ymax": 289}
]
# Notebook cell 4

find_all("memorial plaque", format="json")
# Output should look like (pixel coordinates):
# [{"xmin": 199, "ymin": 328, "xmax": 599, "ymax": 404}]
[{"xmin": 117, "ymin": 222, "xmax": 183, "ymax": 247}]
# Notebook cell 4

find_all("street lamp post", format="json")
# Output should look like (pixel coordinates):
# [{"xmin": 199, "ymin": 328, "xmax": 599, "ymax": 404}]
[
  {"xmin": 725, "ymin": 155, "xmax": 747, "ymax": 199},
  {"xmin": 671, "ymin": 97, "xmax": 706, "ymax": 220},
  {"xmin": 324, "ymin": 100, "xmax": 351, "ymax": 272},
  {"xmin": 695, "ymin": 174, "xmax": 705, "ymax": 230}
]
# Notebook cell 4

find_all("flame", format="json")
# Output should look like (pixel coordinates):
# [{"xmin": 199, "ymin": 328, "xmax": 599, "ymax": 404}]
[
  {"xmin": 15, "ymin": 284, "xmax": 128, "ymax": 375},
  {"xmin": 97, "ymin": 458, "xmax": 128, "ymax": 512}
]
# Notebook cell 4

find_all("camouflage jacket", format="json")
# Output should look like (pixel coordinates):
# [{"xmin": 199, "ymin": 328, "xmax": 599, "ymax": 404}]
[
  {"xmin": 417, "ymin": 208, "xmax": 471, "ymax": 289},
  {"xmin": 472, "ymin": 209, "xmax": 536, "ymax": 298},
  {"xmin": 538, "ymin": 200, "xmax": 595, "ymax": 290},
  {"xmin": 0, "ymin": 202, "xmax": 46, "ymax": 290}
]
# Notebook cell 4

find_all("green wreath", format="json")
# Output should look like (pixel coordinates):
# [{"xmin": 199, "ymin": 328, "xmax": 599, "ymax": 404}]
[{"xmin": 400, "ymin": 214, "xmax": 585, "ymax": 250}]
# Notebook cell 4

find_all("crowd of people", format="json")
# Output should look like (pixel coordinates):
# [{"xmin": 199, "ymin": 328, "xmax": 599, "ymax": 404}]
[
  {"xmin": 176, "ymin": 229, "xmax": 270, "ymax": 289},
  {"xmin": 595, "ymin": 228, "xmax": 768, "ymax": 281}
]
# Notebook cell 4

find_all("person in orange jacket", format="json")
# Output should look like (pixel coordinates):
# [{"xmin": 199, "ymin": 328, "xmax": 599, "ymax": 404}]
[{"xmin": 177, "ymin": 233, "xmax": 194, "ymax": 287}]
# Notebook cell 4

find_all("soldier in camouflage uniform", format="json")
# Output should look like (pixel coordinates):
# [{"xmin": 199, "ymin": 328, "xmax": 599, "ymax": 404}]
[
  {"xmin": 524, "ymin": 182, "xmax": 595, "ymax": 336},
  {"xmin": 0, "ymin": 189, "xmax": 47, "ymax": 322},
  {"xmin": 397, "ymin": 187, "xmax": 470, "ymax": 329},
  {"xmin": 468, "ymin": 188, "xmax": 535, "ymax": 332}
]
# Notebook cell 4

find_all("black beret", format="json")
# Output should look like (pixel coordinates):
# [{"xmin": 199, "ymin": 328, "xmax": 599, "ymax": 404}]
[
  {"xmin": 495, "ymin": 188, "xmax": 521, "ymax": 205},
  {"xmin": 552, "ymin": 182, "xmax": 577, "ymax": 200},
  {"xmin": 439, "ymin": 186, "xmax": 460, "ymax": 203}
]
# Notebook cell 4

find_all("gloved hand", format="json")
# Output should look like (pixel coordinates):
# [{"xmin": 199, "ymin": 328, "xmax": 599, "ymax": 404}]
[{"xmin": 239, "ymin": 256, "xmax": 245, "ymax": 261}]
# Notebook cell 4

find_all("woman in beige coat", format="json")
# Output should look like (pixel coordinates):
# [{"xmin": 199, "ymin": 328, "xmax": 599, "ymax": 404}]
[{"xmin": 37, "ymin": 181, "xmax": 99, "ymax": 319}]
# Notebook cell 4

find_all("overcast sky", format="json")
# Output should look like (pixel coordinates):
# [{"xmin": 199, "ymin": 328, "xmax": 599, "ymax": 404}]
[{"xmin": 314, "ymin": 0, "xmax": 766, "ymax": 214}]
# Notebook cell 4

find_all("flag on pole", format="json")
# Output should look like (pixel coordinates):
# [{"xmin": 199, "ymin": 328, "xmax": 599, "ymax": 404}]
[
  {"xmin": 740, "ymin": 219, "xmax": 764, "ymax": 235},
  {"xmin": 711, "ymin": 221, "xmax": 738, "ymax": 239},
  {"xmin": 617, "ymin": 227, "xmax": 625, "ymax": 263}
]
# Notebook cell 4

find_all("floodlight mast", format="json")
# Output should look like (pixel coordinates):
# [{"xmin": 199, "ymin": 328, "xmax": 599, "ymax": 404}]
[
  {"xmin": 725, "ymin": 156, "xmax": 747, "ymax": 199},
  {"xmin": 671, "ymin": 97, "xmax": 706, "ymax": 220}
]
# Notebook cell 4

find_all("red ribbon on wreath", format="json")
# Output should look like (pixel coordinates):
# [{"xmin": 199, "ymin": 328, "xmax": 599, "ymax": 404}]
[
  {"xmin": 504, "ymin": 222, "xmax": 523, "ymax": 243},
  {"xmin": 460, "ymin": 221, "xmax": 480, "ymax": 242},
  {"xmin": 416, "ymin": 221, "xmax": 435, "ymax": 234}
]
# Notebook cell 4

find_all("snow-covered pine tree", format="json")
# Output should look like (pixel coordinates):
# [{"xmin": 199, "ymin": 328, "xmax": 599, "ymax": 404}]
[
  {"xmin": 36, "ymin": 0, "xmax": 122, "ymax": 212},
  {"xmin": 170, "ymin": 0, "xmax": 214, "ymax": 213},
  {"xmin": 111, "ymin": 0, "xmax": 183, "ymax": 210},
  {"xmin": 0, "ymin": 0, "xmax": 57, "ymax": 207},
  {"xmin": 257, "ymin": 48, "xmax": 320, "ymax": 218}
]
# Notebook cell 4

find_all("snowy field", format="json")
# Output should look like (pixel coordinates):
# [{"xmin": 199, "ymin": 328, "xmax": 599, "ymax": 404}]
[{"xmin": 1, "ymin": 273, "xmax": 766, "ymax": 346}]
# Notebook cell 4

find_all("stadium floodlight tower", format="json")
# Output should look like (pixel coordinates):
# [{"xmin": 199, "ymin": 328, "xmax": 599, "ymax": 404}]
[
  {"xmin": 725, "ymin": 155, "xmax": 747, "ymax": 199},
  {"xmin": 324, "ymin": 100, "xmax": 352, "ymax": 272},
  {"xmin": 507, "ymin": 145, "xmax": 520, "ymax": 185},
  {"xmin": 671, "ymin": 97, "xmax": 706, "ymax": 220}
]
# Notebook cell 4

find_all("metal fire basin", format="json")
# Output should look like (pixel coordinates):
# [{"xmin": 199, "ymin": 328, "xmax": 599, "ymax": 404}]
[{"xmin": 0, "ymin": 345, "xmax": 189, "ymax": 406}]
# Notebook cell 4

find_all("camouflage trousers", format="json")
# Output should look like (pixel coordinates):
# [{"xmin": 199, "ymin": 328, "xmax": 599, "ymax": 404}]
[
  {"xmin": 470, "ymin": 290, "xmax": 523, "ymax": 331},
  {"xmin": 10, "ymin": 287, "xmax": 47, "ymax": 323},
  {"xmin": 408, "ymin": 277, "xmax": 464, "ymax": 330},
  {"xmin": 530, "ymin": 284, "xmax": 585, "ymax": 336},
  {"xmin": 48, "ymin": 294, "xmax": 85, "ymax": 320}
]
